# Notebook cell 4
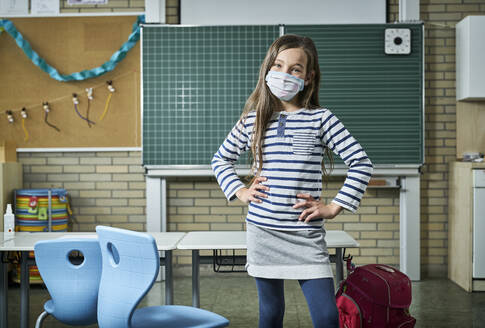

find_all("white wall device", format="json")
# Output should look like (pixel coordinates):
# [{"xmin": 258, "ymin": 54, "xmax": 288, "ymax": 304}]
[
  {"xmin": 385, "ymin": 28, "xmax": 411, "ymax": 55},
  {"xmin": 456, "ymin": 16, "xmax": 485, "ymax": 101}
]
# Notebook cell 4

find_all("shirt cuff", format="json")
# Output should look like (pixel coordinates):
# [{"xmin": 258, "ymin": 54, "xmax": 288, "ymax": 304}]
[
  {"xmin": 331, "ymin": 198, "xmax": 358, "ymax": 213},
  {"xmin": 227, "ymin": 183, "xmax": 245, "ymax": 202}
]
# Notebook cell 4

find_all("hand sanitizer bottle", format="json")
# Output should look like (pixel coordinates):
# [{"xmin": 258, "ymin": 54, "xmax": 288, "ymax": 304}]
[{"xmin": 4, "ymin": 204, "xmax": 15, "ymax": 236}]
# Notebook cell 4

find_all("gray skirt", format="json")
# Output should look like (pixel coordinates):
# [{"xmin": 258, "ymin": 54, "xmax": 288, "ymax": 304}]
[{"xmin": 246, "ymin": 223, "xmax": 334, "ymax": 280}]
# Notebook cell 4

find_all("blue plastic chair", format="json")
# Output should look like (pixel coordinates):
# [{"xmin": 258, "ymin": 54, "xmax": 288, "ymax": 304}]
[
  {"xmin": 34, "ymin": 238, "xmax": 102, "ymax": 327},
  {"xmin": 96, "ymin": 225, "xmax": 229, "ymax": 328}
]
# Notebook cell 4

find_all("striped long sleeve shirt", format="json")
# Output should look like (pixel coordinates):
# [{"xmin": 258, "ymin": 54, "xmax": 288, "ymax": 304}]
[{"xmin": 211, "ymin": 108, "xmax": 374, "ymax": 230}]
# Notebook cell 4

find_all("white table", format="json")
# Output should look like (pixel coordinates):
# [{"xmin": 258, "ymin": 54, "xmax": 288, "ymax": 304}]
[
  {"xmin": 177, "ymin": 230, "xmax": 359, "ymax": 308},
  {"xmin": 0, "ymin": 231, "xmax": 186, "ymax": 328}
]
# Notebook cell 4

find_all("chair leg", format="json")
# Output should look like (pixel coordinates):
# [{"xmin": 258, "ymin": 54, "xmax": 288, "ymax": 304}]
[{"xmin": 35, "ymin": 311, "xmax": 49, "ymax": 328}]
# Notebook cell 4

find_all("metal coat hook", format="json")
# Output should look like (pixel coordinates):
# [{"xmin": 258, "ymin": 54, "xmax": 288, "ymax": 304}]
[
  {"xmin": 6, "ymin": 110, "xmax": 14, "ymax": 123},
  {"xmin": 107, "ymin": 80, "xmax": 115, "ymax": 93},
  {"xmin": 20, "ymin": 107, "xmax": 29, "ymax": 141},
  {"xmin": 72, "ymin": 93, "xmax": 95, "ymax": 126},
  {"xmin": 85, "ymin": 88, "xmax": 94, "ymax": 100},
  {"xmin": 43, "ymin": 102, "xmax": 60, "ymax": 132},
  {"xmin": 85, "ymin": 88, "xmax": 94, "ymax": 128}
]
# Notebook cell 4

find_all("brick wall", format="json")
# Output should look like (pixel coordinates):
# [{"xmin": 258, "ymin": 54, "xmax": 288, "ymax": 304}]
[
  {"xmin": 18, "ymin": 149, "xmax": 400, "ymax": 267},
  {"xmin": 166, "ymin": 0, "xmax": 180, "ymax": 24},
  {"xmin": 422, "ymin": 0, "xmax": 485, "ymax": 276},
  {"xmin": 165, "ymin": 176, "xmax": 400, "ymax": 266},
  {"xmin": 389, "ymin": 0, "xmax": 484, "ymax": 276},
  {"xmin": 18, "ymin": 151, "xmax": 146, "ymax": 231}
]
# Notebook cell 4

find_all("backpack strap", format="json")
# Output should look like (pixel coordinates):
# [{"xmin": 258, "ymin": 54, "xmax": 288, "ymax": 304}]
[{"xmin": 346, "ymin": 255, "xmax": 355, "ymax": 273}]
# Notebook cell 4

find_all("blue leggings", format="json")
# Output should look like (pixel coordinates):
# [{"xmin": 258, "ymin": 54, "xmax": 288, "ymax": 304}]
[{"xmin": 255, "ymin": 277, "xmax": 339, "ymax": 328}]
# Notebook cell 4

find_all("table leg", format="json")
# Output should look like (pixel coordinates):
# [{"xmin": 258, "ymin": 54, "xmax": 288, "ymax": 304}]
[
  {"xmin": 0, "ymin": 252, "xmax": 8, "ymax": 328},
  {"xmin": 192, "ymin": 250, "xmax": 200, "ymax": 308},
  {"xmin": 335, "ymin": 248, "xmax": 343, "ymax": 285},
  {"xmin": 400, "ymin": 175, "xmax": 421, "ymax": 281},
  {"xmin": 20, "ymin": 251, "xmax": 30, "ymax": 328},
  {"xmin": 165, "ymin": 250, "xmax": 173, "ymax": 305}
]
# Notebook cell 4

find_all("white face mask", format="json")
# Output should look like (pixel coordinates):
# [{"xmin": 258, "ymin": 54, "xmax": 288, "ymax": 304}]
[{"xmin": 265, "ymin": 70, "xmax": 305, "ymax": 101}]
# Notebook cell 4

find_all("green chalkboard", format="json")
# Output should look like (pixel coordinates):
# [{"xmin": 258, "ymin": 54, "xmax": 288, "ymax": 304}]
[
  {"xmin": 142, "ymin": 25, "xmax": 279, "ymax": 166},
  {"xmin": 142, "ymin": 24, "xmax": 423, "ymax": 167}
]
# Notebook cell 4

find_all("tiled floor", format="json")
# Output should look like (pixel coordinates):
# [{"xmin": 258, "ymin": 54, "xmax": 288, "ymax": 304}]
[{"xmin": 6, "ymin": 272, "xmax": 485, "ymax": 327}]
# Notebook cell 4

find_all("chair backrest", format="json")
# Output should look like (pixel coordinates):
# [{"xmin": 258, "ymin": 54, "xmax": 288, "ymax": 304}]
[
  {"xmin": 34, "ymin": 238, "xmax": 102, "ymax": 325},
  {"xmin": 96, "ymin": 225, "xmax": 160, "ymax": 328}
]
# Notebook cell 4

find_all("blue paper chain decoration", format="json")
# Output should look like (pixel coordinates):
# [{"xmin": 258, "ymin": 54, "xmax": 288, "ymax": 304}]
[{"xmin": 0, "ymin": 15, "xmax": 145, "ymax": 82}]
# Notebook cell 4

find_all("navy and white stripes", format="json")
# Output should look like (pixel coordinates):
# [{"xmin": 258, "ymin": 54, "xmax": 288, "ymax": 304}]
[{"xmin": 211, "ymin": 108, "xmax": 374, "ymax": 230}]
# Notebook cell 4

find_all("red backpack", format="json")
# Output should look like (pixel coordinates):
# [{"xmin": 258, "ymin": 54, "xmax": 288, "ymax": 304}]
[{"xmin": 335, "ymin": 260, "xmax": 416, "ymax": 328}]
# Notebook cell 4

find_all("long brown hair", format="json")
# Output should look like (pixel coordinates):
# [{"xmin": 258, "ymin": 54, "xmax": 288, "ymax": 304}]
[{"xmin": 241, "ymin": 34, "xmax": 333, "ymax": 182}]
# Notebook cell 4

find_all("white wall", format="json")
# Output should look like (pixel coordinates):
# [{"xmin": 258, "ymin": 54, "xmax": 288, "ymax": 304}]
[{"xmin": 181, "ymin": 0, "xmax": 386, "ymax": 25}]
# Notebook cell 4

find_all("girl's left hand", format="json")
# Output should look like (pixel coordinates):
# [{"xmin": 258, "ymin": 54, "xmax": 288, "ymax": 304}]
[{"xmin": 293, "ymin": 194, "xmax": 343, "ymax": 223}]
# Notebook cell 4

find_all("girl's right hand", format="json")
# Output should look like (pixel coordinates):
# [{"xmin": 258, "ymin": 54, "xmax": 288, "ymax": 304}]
[{"xmin": 235, "ymin": 176, "xmax": 270, "ymax": 204}]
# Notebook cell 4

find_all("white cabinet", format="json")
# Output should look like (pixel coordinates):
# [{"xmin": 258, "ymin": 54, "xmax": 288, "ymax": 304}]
[{"xmin": 456, "ymin": 16, "xmax": 485, "ymax": 101}]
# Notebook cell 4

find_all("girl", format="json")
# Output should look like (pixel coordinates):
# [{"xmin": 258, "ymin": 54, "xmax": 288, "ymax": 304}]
[{"xmin": 211, "ymin": 34, "xmax": 373, "ymax": 328}]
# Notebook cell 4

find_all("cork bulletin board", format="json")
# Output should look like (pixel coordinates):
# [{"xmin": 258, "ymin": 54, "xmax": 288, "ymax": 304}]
[{"xmin": 0, "ymin": 16, "xmax": 140, "ymax": 148}]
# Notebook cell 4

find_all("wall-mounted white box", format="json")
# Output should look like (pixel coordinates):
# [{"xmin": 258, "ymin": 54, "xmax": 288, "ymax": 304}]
[{"xmin": 456, "ymin": 16, "xmax": 485, "ymax": 101}]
